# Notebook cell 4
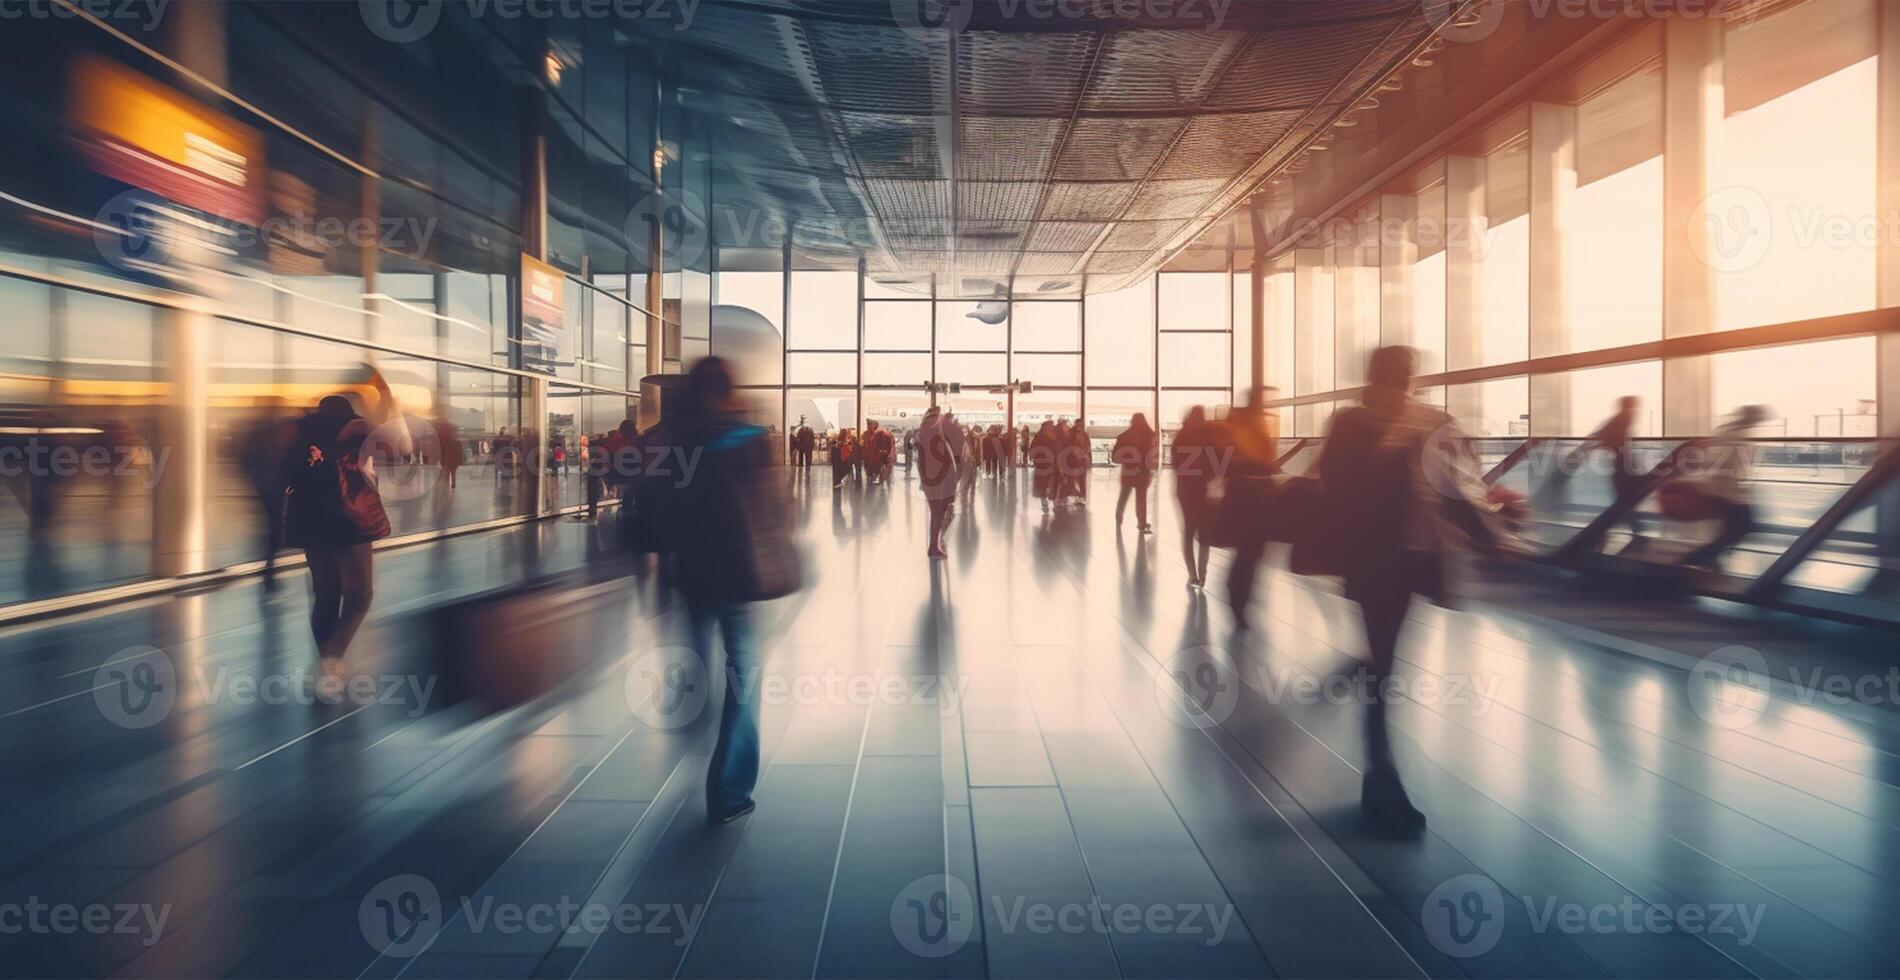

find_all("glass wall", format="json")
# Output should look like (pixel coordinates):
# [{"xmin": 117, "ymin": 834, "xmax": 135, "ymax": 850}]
[
  {"xmin": 0, "ymin": 7, "xmax": 685, "ymax": 606},
  {"xmin": 1254, "ymin": 6, "xmax": 1888, "ymax": 444}
]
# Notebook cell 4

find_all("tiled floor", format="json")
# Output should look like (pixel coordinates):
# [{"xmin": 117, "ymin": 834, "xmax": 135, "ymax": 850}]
[{"xmin": 1, "ymin": 467, "xmax": 1897, "ymax": 978}]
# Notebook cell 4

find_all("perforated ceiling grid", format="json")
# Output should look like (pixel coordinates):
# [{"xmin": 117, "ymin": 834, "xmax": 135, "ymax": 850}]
[{"xmin": 657, "ymin": 1, "xmax": 1438, "ymax": 295}]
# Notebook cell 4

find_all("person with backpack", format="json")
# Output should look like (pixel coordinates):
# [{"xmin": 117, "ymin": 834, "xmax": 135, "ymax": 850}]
[
  {"xmin": 281, "ymin": 395, "xmax": 390, "ymax": 683},
  {"xmin": 665, "ymin": 357, "xmax": 799, "ymax": 824},
  {"xmin": 1171, "ymin": 406, "xmax": 1221, "ymax": 588}
]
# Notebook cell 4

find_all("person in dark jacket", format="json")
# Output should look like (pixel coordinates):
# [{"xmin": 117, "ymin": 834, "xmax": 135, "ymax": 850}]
[
  {"xmin": 1029, "ymin": 420, "xmax": 1060, "ymax": 513},
  {"xmin": 281, "ymin": 395, "xmax": 389, "ymax": 680},
  {"xmin": 1222, "ymin": 393, "xmax": 1279, "ymax": 631},
  {"xmin": 666, "ymin": 357, "xmax": 792, "ymax": 824},
  {"xmin": 1171, "ymin": 406, "xmax": 1219, "ymax": 586},
  {"xmin": 1067, "ymin": 419, "xmax": 1092, "ymax": 505},
  {"xmin": 1112, "ymin": 413, "xmax": 1159, "ymax": 533},
  {"xmin": 1318, "ymin": 345, "xmax": 1505, "ymax": 837}
]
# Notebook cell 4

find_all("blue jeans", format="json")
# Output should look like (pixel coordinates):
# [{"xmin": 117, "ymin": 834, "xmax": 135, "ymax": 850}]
[{"xmin": 690, "ymin": 602, "xmax": 760, "ymax": 812}]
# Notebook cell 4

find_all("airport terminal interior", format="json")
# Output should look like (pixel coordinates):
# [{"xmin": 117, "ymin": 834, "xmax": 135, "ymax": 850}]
[{"xmin": 4, "ymin": 0, "xmax": 1900, "ymax": 977}]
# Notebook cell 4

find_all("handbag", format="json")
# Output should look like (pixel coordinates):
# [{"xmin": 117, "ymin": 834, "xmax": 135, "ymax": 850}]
[{"xmin": 1280, "ymin": 476, "xmax": 1344, "ymax": 577}]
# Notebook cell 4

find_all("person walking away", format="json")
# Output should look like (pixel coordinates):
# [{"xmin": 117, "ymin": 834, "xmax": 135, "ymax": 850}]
[
  {"xmin": 1171, "ymin": 407, "xmax": 1220, "ymax": 587},
  {"xmin": 239, "ymin": 413, "xmax": 295, "ymax": 588},
  {"xmin": 281, "ymin": 395, "xmax": 389, "ymax": 686},
  {"xmin": 1317, "ymin": 346, "xmax": 1507, "ymax": 837},
  {"xmin": 863, "ymin": 420, "xmax": 893, "ymax": 485},
  {"xmin": 1051, "ymin": 420, "xmax": 1074, "ymax": 505},
  {"xmin": 1019, "ymin": 425, "xmax": 1033, "ymax": 467},
  {"xmin": 1067, "ymin": 418, "xmax": 1092, "ymax": 506},
  {"xmin": 1030, "ymin": 420, "xmax": 1060, "ymax": 513},
  {"xmin": 664, "ymin": 357, "xmax": 797, "ymax": 824},
  {"xmin": 436, "ymin": 419, "xmax": 464, "ymax": 490},
  {"xmin": 917, "ymin": 407, "xmax": 957, "ymax": 558},
  {"xmin": 1222, "ymin": 392, "xmax": 1280, "ymax": 630},
  {"xmin": 944, "ymin": 415, "xmax": 970, "ymax": 506},
  {"xmin": 796, "ymin": 424, "xmax": 815, "ymax": 469},
  {"xmin": 1113, "ymin": 413, "xmax": 1159, "ymax": 533}
]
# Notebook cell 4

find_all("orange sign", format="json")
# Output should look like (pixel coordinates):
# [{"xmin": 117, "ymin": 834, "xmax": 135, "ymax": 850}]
[
  {"xmin": 521, "ymin": 254, "xmax": 565, "ymax": 329},
  {"xmin": 69, "ymin": 54, "xmax": 264, "ymax": 225}
]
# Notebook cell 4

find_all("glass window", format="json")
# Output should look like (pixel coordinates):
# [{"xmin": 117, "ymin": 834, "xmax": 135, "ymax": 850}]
[
  {"xmin": 1531, "ymin": 360, "xmax": 1662, "ymax": 438},
  {"xmin": 1263, "ymin": 255, "xmax": 1295, "ymax": 398},
  {"xmin": 788, "ymin": 270, "xmax": 857, "ymax": 349},
  {"xmin": 936, "ymin": 352, "xmax": 1006, "ymax": 386},
  {"xmin": 864, "ymin": 389, "xmax": 933, "ymax": 439},
  {"xmin": 1231, "ymin": 270, "xmax": 1253, "ymax": 404},
  {"xmin": 1560, "ymin": 56, "xmax": 1662, "ymax": 352},
  {"xmin": 1086, "ymin": 277, "xmax": 1155, "ymax": 387},
  {"xmin": 787, "ymin": 351, "xmax": 856, "ymax": 385},
  {"xmin": 1716, "ymin": 0, "xmax": 1877, "ymax": 331},
  {"xmin": 1380, "ymin": 166, "xmax": 1447, "ymax": 376},
  {"xmin": 1014, "ymin": 353, "xmax": 1081, "ymax": 387},
  {"xmin": 1710, "ymin": 338, "xmax": 1876, "ymax": 439},
  {"xmin": 1011, "ymin": 301, "xmax": 1081, "ymax": 351},
  {"xmin": 788, "ymin": 389, "xmax": 858, "ymax": 440},
  {"xmin": 714, "ymin": 270, "xmax": 784, "ymax": 387},
  {"xmin": 1158, "ymin": 272, "xmax": 1229, "ymax": 331},
  {"xmin": 1333, "ymin": 205, "xmax": 1380, "ymax": 388},
  {"xmin": 1161, "ymin": 333, "xmax": 1230, "ymax": 389},
  {"xmin": 1016, "ymin": 389, "xmax": 1081, "ymax": 429},
  {"xmin": 1448, "ymin": 376, "xmax": 1530, "ymax": 438},
  {"xmin": 1086, "ymin": 390, "xmax": 1156, "ymax": 463},
  {"xmin": 1478, "ymin": 128, "xmax": 1530, "ymax": 366},
  {"xmin": 865, "ymin": 277, "xmax": 931, "ymax": 300},
  {"xmin": 1294, "ymin": 248, "xmax": 1333, "ymax": 396},
  {"xmin": 864, "ymin": 352, "xmax": 933, "ymax": 386},
  {"xmin": 587, "ymin": 287, "xmax": 629, "ymax": 390},
  {"xmin": 865, "ymin": 301, "xmax": 931, "ymax": 350},
  {"xmin": 936, "ymin": 301, "xmax": 1008, "ymax": 351}
]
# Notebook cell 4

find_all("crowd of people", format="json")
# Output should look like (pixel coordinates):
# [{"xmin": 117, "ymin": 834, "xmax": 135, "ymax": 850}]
[{"xmin": 263, "ymin": 348, "xmax": 1776, "ymax": 839}]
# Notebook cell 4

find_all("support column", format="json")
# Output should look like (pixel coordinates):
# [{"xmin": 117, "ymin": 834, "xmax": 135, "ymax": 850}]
[
  {"xmin": 1445, "ymin": 154, "xmax": 1486, "ymax": 424},
  {"xmin": 518, "ymin": 78, "xmax": 548, "ymax": 515},
  {"xmin": 1662, "ymin": 15, "xmax": 1722, "ymax": 436},
  {"xmin": 1528, "ymin": 100, "xmax": 1578, "ymax": 436},
  {"xmin": 151, "ymin": 2, "xmax": 222, "ymax": 577},
  {"xmin": 1378, "ymin": 193, "xmax": 1417, "ymax": 351},
  {"xmin": 1248, "ymin": 197, "xmax": 1269, "ymax": 404},
  {"xmin": 1874, "ymin": 2, "xmax": 1900, "ymax": 578}
]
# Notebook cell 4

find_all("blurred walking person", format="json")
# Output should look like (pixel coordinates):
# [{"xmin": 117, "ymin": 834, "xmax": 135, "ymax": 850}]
[
  {"xmin": 1171, "ymin": 406, "xmax": 1220, "ymax": 587},
  {"xmin": 1112, "ymin": 413, "xmax": 1158, "ymax": 533},
  {"xmin": 831, "ymin": 428, "xmax": 859, "ymax": 489},
  {"xmin": 281, "ymin": 396, "xmax": 389, "ymax": 683},
  {"xmin": 918, "ymin": 406, "xmax": 957, "ymax": 558},
  {"xmin": 1221, "ymin": 393, "xmax": 1279, "ymax": 630},
  {"xmin": 1575, "ymin": 396, "xmax": 1645, "ymax": 550},
  {"xmin": 1317, "ymin": 346, "xmax": 1506, "ymax": 837},
  {"xmin": 1677, "ymin": 405, "xmax": 1768, "ymax": 570},
  {"xmin": 864, "ymin": 419, "xmax": 895, "ymax": 485},
  {"xmin": 665, "ymin": 357, "xmax": 799, "ymax": 824},
  {"xmin": 1030, "ymin": 420, "xmax": 1060, "ymax": 514},
  {"xmin": 239, "ymin": 412, "xmax": 295, "ymax": 588},
  {"xmin": 794, "ymin": 423, "xmax": 815, "ymax": 470},
  {"xmin": 1067, "ymin": 419, "xmax": 1092, "ymax": 505}
]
